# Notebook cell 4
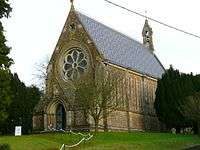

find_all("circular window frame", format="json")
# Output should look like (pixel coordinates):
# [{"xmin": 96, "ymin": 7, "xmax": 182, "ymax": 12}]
[{"xmin": 61, "ymin": 47, "xmax": 89, "ymax": 81}]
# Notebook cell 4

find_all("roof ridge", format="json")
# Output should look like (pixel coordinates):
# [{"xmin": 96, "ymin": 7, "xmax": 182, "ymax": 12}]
[
  {"xmin": 75, "ymin": 10, "xmax": 165, "ymax": 79},
  {"xmin": 75, "ymin": 10, "xmax": 146, "ymax": 48}
]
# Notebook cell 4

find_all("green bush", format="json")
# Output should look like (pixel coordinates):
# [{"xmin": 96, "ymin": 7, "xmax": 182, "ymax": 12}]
[{"xmin": 0, "ymin": 144, "xmax": 10, "ymax": 150}]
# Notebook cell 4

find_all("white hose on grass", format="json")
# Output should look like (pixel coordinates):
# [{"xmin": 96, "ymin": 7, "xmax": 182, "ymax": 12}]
[{"xmin": 59, "ymin": 130, "xmax": 93, "ymax": 149}]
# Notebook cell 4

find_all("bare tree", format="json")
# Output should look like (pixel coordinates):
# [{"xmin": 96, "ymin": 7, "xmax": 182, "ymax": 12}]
[
  {"xmin": 75, "ymin": 64, "xmax": 122, "ymax": 132},
  {"xmin": 180, "ymin": 92, "xmax": 200, "ymax": 135},
  {"xmin": 33, "ymin": 56, "xmax": 49, "ymax": 91}
]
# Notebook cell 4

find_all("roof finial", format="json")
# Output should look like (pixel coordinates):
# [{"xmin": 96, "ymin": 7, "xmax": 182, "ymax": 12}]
[
  {"xmin": 70, "ymin": 0, "xmax": 75, "ymax": 10},
  {"xmin": 145, "ymin": 10, "xmax": 148, "ymax": 20}
]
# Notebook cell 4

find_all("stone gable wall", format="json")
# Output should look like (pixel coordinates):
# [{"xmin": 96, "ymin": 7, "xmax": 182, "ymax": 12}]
[{"xmin": 33, "ymin": 7, "xmax": 161, "ymax": 132}]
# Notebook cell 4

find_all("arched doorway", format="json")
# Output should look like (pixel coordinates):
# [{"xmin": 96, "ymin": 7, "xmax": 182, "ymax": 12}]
[{"xmin": 56, "ymin": 104, "xmax": 66, "ymax": 130}]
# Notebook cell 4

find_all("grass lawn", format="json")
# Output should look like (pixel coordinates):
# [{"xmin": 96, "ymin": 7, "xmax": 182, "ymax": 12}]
[{"xmin": 0, "ymin": 132, "xmax": 200, "ymax": 150}]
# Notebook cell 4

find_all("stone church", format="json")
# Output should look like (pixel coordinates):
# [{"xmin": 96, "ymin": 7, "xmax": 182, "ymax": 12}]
[{"xmin": 33, "ymin": 2, "xmax": 165, "ymax": 132}]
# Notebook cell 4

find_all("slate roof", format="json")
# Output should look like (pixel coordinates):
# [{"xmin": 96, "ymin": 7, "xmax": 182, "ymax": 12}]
[{"xmin": 76, "ymin": 11, "xmax": 165, "ymax": 79}]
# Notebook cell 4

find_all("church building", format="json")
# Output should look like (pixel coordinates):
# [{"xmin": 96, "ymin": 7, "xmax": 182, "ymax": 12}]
[{"xmin": 33, "ymin": 1, "xmax": 165, "ymax": 131}]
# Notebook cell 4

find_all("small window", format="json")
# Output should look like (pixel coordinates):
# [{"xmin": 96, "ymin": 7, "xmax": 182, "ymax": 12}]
[{"xmin": 69, "ymin": 23, "xmax": 76, "ymax": 31}]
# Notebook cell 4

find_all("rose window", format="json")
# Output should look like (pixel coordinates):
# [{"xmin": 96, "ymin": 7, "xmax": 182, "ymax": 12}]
[{"xmin": 63, "ymin": 48, "xmax": 88, "ymax": 80}]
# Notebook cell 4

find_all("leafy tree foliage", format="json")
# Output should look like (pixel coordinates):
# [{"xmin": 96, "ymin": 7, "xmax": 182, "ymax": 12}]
[
  {"xmin": 0, "ymin": 0, "xmax": 12, "ymax": 68},
  {"xmin": 0, "ymin": 0, "xmax": 12, "ymax": 18},
  {"xmin": 0, "ymin": 70, "xmax": 12, "ymax": 124},
  {"xmin": 0, "ymin": 0, "xmax": 12, "ymax": 124},
  {"xmin": 192, "ymin": 74, "xmax": 200, "ymax": 92},
  {"xmin": 154, "ymin": 66, "xmax": 197, "ymax": 131},
  {"xmin": 0, "ymin": 22, "xmax": 12, "ymax": 68}
]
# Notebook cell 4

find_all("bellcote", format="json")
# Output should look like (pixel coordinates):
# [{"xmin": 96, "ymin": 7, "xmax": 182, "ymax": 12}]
[{"xmin": 142, "ymin": 19, "xmax": 154, "ymax": 52}]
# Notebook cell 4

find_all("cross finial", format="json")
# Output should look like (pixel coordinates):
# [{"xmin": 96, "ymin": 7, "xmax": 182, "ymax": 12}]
[
  {"xmin": 70, "ymin": 0, "xmax": 75, "ymax": 11},
  {"xmin": 145, "ymin": 10, "xmax": 147, "ymax": 20}
]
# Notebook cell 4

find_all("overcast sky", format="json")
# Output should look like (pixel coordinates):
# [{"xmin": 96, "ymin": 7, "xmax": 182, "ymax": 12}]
[{"xmin": 2, "ymin": 0, "xmax": 200, "ymax": 86}]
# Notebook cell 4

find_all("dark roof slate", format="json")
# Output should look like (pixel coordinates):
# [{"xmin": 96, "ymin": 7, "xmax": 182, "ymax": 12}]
[{"xmin": 76, "ymin": 11, "xmax": 165, "ymax": 79}]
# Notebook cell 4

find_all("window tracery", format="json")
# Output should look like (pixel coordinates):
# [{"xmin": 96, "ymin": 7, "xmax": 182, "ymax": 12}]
[{"xmin": 63, "ymin": 48, "xmax": 88, "ymax": 80}]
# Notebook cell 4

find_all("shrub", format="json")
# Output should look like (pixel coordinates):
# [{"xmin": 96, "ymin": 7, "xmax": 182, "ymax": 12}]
[{"xmin": 0, "ymin": 144, "xmax": 10, "ymax": 150}]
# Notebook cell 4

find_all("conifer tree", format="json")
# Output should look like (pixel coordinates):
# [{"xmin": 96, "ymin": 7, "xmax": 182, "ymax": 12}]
[
  {"xmin": 0, "ymin": 1, "xmax": 41, "ymax": 134},
  {"xmin": 0, "ymin": 0, "xmax": 12, "ymax": 68},
  {"xmin": 0, "ymin": 0, "xmax": 12, "ymax": 124},
  {"xmin": 154, "ymin": 66, "xmax": 195, "ymax": 131},
  {"xmin": 3, "ymin": 74, "xmax": 41, "ymax": 134}
]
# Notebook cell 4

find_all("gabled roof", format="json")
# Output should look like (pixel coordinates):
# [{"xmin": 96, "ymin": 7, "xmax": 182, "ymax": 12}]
[{"xmin": 76, "ymin": 11, "xmax": 165, "ymax": 79}]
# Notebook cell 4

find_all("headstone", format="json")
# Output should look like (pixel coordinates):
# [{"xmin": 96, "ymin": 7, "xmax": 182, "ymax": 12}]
[
  {"xmin": 180, "ymin": 128, "xmax": 184, "ymax": 134},
  {"xmin": 15, "ymin": 126, "xmax": 22, "ymax": 136},
  {"xmin": 171, "ymin": 128, "xmax": 176, "ymax": 134}
]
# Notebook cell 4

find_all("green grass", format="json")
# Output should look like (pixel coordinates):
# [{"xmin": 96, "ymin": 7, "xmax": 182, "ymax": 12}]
[{"xmin": 0, "ymin": 132, "xmax": 200, "ymax": 150}]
